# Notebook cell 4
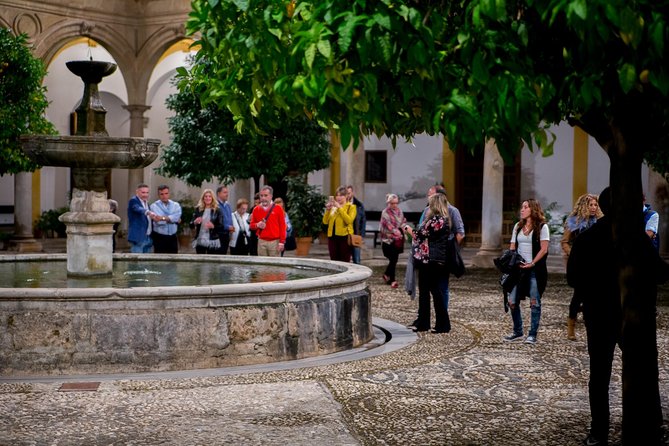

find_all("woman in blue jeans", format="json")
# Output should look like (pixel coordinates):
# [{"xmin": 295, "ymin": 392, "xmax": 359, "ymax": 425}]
[{"xmin": 504, "ymin": 198, "xmax": 550, "ymax": 344}]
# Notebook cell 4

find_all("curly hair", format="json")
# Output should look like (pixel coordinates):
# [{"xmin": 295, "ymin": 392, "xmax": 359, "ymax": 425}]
[{"xmin": 567, "ymin": 194, "xmax": 603, "ymax": 226}]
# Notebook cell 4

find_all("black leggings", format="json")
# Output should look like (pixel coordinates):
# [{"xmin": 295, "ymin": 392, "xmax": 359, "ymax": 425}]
[{"xmin": 382, "ymin": 242, "xmax": 401, "ymax": 281}]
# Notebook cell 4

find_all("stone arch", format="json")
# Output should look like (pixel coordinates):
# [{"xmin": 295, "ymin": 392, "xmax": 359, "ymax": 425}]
[
  {"xmin": 126, "ymin": 25, "xmax": 189, "ymax": 106},
  {"xmin": 33, "ymin": 19, "xmax": 129, "ymax": 66},
  {"xmin": 27, "ymin": 15, "xmax": 190, "ymax": 115}
]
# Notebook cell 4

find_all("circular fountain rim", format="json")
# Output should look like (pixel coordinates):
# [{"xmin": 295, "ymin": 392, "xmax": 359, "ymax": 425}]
[{"xmin": 0, "ymin": 254, "xmax": 372, "ymax": 300}]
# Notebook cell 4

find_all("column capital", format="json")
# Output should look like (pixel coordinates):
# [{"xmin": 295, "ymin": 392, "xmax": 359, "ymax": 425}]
[
  {"xmin": 123, "ymin": 104, "xmax": 152, "ymax": 116},
  {"xmin": 123, "ymin": 104, "xmax": 151, "ymax": 137}
]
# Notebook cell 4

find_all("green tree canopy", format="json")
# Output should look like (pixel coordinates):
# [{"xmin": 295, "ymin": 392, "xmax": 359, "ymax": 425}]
[
  {"xmin": 158, "ymin": 63, "xmax": 331, "ymax": 187},
  {"xmin": 0, "ymin": 28, "xmax": 55, "ymax": 175},
  {"xmin": 186, "ymin": 1, "xmax": 669, "ymax": 443}
]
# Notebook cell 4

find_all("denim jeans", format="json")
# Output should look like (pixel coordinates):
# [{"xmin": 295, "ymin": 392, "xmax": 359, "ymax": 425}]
[
  {"xmin": 508, "ymin": 270, "xmax": 541, "ymax": 337},
  {"xmin": 351, "ymin": 246, "xmax": 361, "ymax": 264},
  {"xmin": 130, "ymin": 237, "xmax": 153, "ymax": 253}
]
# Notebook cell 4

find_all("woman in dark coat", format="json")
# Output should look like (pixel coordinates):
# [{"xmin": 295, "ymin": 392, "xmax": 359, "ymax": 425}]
[{"xmin": 409, "ymin": 191, "xmax": 452, "ymax": 333}]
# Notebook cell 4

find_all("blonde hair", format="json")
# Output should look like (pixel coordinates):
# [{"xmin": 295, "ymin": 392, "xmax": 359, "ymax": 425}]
[
  {"xmin": 567, "ymin": 193, "xmax": 603, "ymax": 225},
  {"xmin": 236, "ymin": 198, "xmax": 249, "ymax": 210},
  {"xmin": 425, "ymin": 192, "xmax": 451, "ymax": 227},
  {"xmin": 197, "ymin": 189, "xmax": 219, "ymax": 212}
]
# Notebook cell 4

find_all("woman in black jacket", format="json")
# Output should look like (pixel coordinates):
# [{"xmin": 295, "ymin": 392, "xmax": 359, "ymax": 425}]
[
  {"xmin": 409, "ymin": 191, "xmax": 452, "ymax": 333},
  {"xmin": 190, "ymin": 189, "xmax": 223, "ymax": 254}
]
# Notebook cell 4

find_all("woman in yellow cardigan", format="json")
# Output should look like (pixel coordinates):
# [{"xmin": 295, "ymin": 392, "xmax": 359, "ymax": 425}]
[{"xmin": 322, "ymin": 186, "xmax": 357, "ymax": 262}]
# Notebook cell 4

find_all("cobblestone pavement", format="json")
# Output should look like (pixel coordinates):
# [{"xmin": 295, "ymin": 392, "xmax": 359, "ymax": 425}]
[{"xmin": 1, "ymin": 244, "xmax": 668, "ymax": 445}]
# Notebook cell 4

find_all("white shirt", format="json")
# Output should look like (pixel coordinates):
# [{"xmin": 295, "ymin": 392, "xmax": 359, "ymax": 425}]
[
  {"xmin": 230, "ymin": 211, "xmax": 250, "ymax": 248},
  {"xmin": 511, "ymin": 223, "xmax": 550, "ymax": 263}
]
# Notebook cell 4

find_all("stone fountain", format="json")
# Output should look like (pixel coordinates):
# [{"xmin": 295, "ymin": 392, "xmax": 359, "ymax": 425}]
[
  {"xmin": 1, "ymin": 60, "xmax": 373, "ymax": 377},
  {"xmin": 20, "ymin": 60, "xmax": 159, "ymax": 276}
]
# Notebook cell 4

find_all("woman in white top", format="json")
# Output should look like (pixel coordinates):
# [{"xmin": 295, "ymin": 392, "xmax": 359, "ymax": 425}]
[
  {"xmin": 230, "ymin": 198, "xmax": 251, "ymax": 255},
  {"xmin": 503, "ymin": 199, "xmax": 550, "ymax": 345}
]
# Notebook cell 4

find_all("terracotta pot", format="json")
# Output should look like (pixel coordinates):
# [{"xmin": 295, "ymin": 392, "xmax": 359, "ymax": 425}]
[{"xmin": 295, "ymin": 236, "xmax": 312, "ymax": 256}]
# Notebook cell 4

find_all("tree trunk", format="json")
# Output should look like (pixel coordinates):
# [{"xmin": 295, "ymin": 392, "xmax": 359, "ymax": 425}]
[{"xmin": 609, "ymin": 127, "xmax": 663, "ymax": 444}]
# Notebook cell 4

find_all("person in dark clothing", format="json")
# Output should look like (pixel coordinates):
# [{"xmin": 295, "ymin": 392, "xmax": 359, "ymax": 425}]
[
  {"xmin": 346, "ymin": 185, "xmax": 366, "ymax": 264},
  {"xmin": 408, "ymin": 192, "xmax": 452, "ymax": 333},
  {"xmin": 567, "ymin": 187, "xmax": 620, "ymax": 446}
]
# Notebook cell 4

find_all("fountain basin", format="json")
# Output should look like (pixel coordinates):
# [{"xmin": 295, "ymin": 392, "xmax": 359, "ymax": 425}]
[
  {"xmin": 20, "ymin": 135, "xmax": 160, "ymax": 169},
  {"xmin": 0, "ymin": 254, "xmax": 373, "ymax": 376}
]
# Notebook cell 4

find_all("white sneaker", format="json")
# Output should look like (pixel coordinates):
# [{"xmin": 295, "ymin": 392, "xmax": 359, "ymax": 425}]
[{"xmin": 524, "ymin": 335, "xmax": 537, "ymax": 344}]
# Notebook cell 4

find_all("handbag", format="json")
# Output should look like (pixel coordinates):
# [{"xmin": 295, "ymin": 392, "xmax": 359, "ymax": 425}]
[
  {"xmin": 348, "ymin": 233, "xmax": 363, "ymax": 247},
  {"xmin": 447, "ymin": 237, "xmax": 465, "ymax": 278},
  {"xmin": 284, "ymin": 233, "xmax": 297, "ymax": 251}
]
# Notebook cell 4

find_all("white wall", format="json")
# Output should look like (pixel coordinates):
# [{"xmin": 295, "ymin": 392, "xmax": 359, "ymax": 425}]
[{"xmin": 355, "ymin": 134, "xmax": 442, "ymax": 213}]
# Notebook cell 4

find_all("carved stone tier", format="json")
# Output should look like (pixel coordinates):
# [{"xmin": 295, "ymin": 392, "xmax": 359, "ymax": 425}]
[
  {"xmin": 20, "ymin": 135, "xmax": 160, "ymax": 169},
  {"xmin": 21, "ymin": 135, "xmax": 159, "ymax": 192}
]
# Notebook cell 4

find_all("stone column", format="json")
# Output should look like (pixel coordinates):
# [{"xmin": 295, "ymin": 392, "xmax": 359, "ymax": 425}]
[
  {"xmin": 9, "ymin": 172, "xmax": 42, "ymax": 252},
  {"xmin": 345, "ymin": 139, "xmax": 370, "ymax": 259},
  {"xmin": 232, "ymin": 179, "xmax": 252, "ymax": 205},
  {"xmin": 345, "ymin": 139, "xmax": 365, "ymax": 200},
  {"xmin": 124, "ymin": 104, "xmax": 151, "ymax": 190},
  {"xmin": 472, "ymin": 140, "xmax": 504, "ymax": 268}
]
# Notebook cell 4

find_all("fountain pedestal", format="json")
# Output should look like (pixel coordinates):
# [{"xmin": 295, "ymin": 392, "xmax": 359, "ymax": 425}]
[{"xmin": 60, "ymin": 189, "xmax": 120, "ymax": 276}]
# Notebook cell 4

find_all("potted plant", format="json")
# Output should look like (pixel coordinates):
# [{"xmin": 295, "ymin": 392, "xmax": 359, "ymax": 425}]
[
  {"xmin": 173, "ymin": 194, "xmax": 196, "ymax": 248},
  {"xmin": 285, "ymin": 175, "xmax": 327, "ymax": 256},
  {"xmin": 34, "ymin": 207, "xmax": 68, "ymax": 238}
]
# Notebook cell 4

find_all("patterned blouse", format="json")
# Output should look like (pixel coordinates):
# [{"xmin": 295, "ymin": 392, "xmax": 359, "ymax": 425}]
[{"xmin": 412, "ymin": 215, "xmax": 450, "ymax": 264}]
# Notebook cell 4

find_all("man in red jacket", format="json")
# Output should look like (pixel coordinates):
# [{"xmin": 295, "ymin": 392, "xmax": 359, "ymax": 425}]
[{"xmin": 249, "ymin": 185, "xmax": 286, "ymax": 256}]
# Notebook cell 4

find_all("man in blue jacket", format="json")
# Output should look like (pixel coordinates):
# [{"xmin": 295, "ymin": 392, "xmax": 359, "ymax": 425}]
[
  {"xmin": 127, "ymin": 183, "xmax": 155, "ymax": 253},
  {"xmin": 216, "ymin": 185, "xmax": 234, "ymax": 254}
]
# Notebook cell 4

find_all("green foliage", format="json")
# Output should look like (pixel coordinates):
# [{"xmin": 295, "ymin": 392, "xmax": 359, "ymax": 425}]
[
  {"xmin": 0, "ymin": 28, "xmax": 56, "ymax": 175},
  {"xmin": 186, "ymin": 0, "xmax": 669, "ymax": 170},
  {"xmin": 157, "ymin": 61, "xmax": 331, "ymax": 186},
  {"xmin": 173, "ymin": 193, "xmax": 196, "ymax": 235},
  {"xmin": 542, "ymin": 201, "xmax": 565, "ymax": 238},
  {"xmin": 285, "ymin": 174, "xmax": 326, "ymax": 239},
  {"xmin": 34, "ymin": 207, "xmax": 68, "ymax": 238}
]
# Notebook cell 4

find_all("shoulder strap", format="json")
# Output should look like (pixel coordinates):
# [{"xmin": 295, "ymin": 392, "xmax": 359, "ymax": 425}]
[{"xmin": 263, "ymin": 203, "xmax": 275, "ymax": 221}]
